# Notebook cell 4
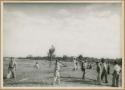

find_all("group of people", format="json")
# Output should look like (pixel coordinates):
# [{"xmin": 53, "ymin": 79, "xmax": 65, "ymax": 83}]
[
  {"xmin": 7, "ymin": 57, "xmax": 121, "ymax": 87},
  {"xmin": 95, "ymin": 59, "xmax": 121, "ymax": 87},
  {"xmin": 72, "ymin": 58, "xmax": 121, "ymax": 87},
  {"xmin": 79, "ymin": 58, "xmax": 121, "ymax": 87},
  {"xmin": 52, "ymin": 58, "xmax": 121, "ymax": 87}
]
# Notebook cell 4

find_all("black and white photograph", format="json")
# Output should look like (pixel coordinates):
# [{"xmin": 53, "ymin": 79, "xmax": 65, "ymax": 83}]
[{"xmin": 1, "ymin": 1, "xmax": 124, "ymax": 88}]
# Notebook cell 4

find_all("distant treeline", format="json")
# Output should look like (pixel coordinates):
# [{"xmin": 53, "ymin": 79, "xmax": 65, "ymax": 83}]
[{"xmin": 4, "ymin": 55, "xmax": 122, "ymax": 65}]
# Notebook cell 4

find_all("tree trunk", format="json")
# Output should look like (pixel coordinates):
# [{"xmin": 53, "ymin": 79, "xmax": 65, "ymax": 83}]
[{"xmin": 49, "ymin": 55, "xmax": 52, "ymax": 67}]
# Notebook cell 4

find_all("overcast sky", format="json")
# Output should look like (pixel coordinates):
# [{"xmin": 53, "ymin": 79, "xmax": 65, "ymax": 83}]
[{"xmin": 3, "ymin": 3, "xmax": 122, "ymax": 58}]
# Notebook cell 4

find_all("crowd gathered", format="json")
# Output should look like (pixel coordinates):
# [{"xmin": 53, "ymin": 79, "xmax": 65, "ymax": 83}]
[{"xmin": 7, "ymin": 57, "xmax": 121, "ymax": 87}]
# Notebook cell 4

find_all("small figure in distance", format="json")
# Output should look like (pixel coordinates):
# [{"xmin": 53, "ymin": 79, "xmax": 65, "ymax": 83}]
[
  {"xmin": 73, "ymin": 57, "xmax": 78, "ymax": 71},
  {"xmin": 34, "ymin": 61, "xmax": 39, "ymax": 69}
]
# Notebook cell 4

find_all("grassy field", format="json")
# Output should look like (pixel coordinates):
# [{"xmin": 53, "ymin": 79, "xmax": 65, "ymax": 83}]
[{"xmin": 3, "ymin": 59, "xmax": 122, "ymax": 87}]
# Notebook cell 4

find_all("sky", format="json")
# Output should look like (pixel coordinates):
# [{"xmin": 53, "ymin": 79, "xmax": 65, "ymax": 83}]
[{"xmin": 3, "ymin": 3, "xmax": 122, "ymax": 58}]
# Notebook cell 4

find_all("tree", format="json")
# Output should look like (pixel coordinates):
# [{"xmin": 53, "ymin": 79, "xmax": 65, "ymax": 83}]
[
  {"xmin": 48, "ymin": 45, "xmax": 55, "ymax": 67},
  {"xmin": 63, "ymin": 55, "xmax": 68, "ymax": 61},
  {"xmin": 26, "ymin": 55, "xmax": 33, "ymax": 59},
  {"xmin": 78, "ymin": 54, "xmax": 83, "ymax": 61}
]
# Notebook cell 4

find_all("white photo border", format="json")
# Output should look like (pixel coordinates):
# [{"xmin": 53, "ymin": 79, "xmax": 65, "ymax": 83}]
[{"xmin": 0, "ymin": 0, "xmax": 124, "ymax": 89}]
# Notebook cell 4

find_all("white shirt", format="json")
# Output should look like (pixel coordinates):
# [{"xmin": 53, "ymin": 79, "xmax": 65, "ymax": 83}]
[
  {"xmin": 73, "ymin": 59, "xmax": 77, "ymax": 64},
  {"xmin": 102, "ymin": 62, "xmax": 107, "ymax": 71},
  {"xmin": 114, "ymin": 64, "xmax": 121, "ymax": 74},
  {"xmin": 82, "ymin": 62, "xmax": 87, "ymax": 68},
  {"xmin": 84, "ymin": 62, "xmax": 87, "ymax": 68}
]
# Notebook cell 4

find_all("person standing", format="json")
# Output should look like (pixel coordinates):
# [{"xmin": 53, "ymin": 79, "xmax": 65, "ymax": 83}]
[
  {"xmin": 7, "ymin": 57, "xmax": 16, "ymax": 78},
  {"xmin": 73, "ymin": 57, "xmax": 78, "ymax": 71},
  {"xmin": 96, "ymin": 61, "xmax": 101, "ymax": 84},
  {"xmin": 101, "ymin": 59, "xmax": 108, "ymax": 83},
  {"xmin": 112, "ymin": 61, "xmax": 121, "ymax": 87},
  {"xmin": 53, "ymin": 59, "xmax": 63, "ymax": 85},
  {"xmin": 34, "ymin": 62, "xmax": 39, "ymax": 69},
  {"xmin": 81, "ymin": 60, "xmax": 87, "ymax": 79},
  {"xmin": 107, "ymin": 62, "xmax": 110, "ymax": 74}
]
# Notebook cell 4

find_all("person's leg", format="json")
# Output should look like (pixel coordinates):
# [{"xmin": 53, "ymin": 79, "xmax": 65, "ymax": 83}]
[
  {"xmin": 97, "ymin": 72, "xmax": 100, "ymax": 84},
  {"xmin": 57, "ymin": 77, "xmax": 60, "ymax": 85},
  {"xmin": 112, "ymin": 73, "xmax": 116, "ymax": 87},
  {"xmin": 99, "ymin": 72, "xmax": 101, "ymax": 84},
  {"xmin": 97, "ymin": 72, "xmax": 101, "ymax": 84},
  {"xmin": 116, "ymin": 74, "xmax": 119, "ymax": 87},
  {"xmin": 53, "ymin": 76, "xmax": 57, "ymax": 85},
  {"xmin": 101, "ymin": 70, "xmax": 104, "ymax": 81},
  {"xmin": 8, "ymin": 68, "xmax": 10, "ymax": 73},
  {"xmin": 107, "ymin": 69, "xmax": 109, "ymax": 74},
  {"xmin": 108, "ymin": 67, "xmax": 110, "ymax": 74},
  {"xmin": 7, "ymin": 68, "xmax": 11, "ymax": 79},
  {"xmin": 82, "ymin": 69, "xmax": 85, "ymax": 79},
  {"xmin": 97, "ymin": 73, "xmax": 99, "ymax": 81},
  {"xmin": 11, "ymin": 70, "xmax": 14, "ymax": 78},
  {"xmin": 10, "ymin": 69, "xmax": 14, "ymax": 78},
  {"xmin": 13, "ymin": 69, "xmax": 16, "ymax": 78},
  {"xmin": 76, "ymin": 64, "xmax": 78, "ymax": 70},
  {"xmin": 77, "ymin": 63, "xmax": 79, "ymax": 70},
  {"xmin": 75, "ymin": 64, "xmax": 77, "ymax": 71},
  {"xmin": 57, "ymin": 72, "xmax": 60, "ymax": 85},
  {"xmin": 105, "ymin": 72, "xmax": 108, "ymax": 83},
  {"xmin": 36, "ymin": 65, "xmax": 38, "ymax": 69},
  {"xmin": 53, "ymin": 72, "xmax": 57, "ymax": 85}
]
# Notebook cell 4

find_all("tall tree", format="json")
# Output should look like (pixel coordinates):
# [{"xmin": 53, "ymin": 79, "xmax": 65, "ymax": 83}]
[{"xmin": 48, "ymin": 45, "xmax": 55, "ymax": 67}]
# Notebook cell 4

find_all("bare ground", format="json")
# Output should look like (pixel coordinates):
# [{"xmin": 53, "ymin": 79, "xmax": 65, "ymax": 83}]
[{"xmin": 3, "ymin": 59, "xmax": 122, "ymax": 87}]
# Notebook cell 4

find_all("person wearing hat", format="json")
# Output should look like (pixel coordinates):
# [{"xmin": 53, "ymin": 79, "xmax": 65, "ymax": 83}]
[
  {"xmin": 112, "ymin": 61, "xmax": 121, "ymax": 87},
  {"xmin": 101, "ymin": 58, "xmax": 108, "ymax": 83},
  {"xmin": 96, "ymin": 61, "xmax": 101, "ymax": 84}
]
